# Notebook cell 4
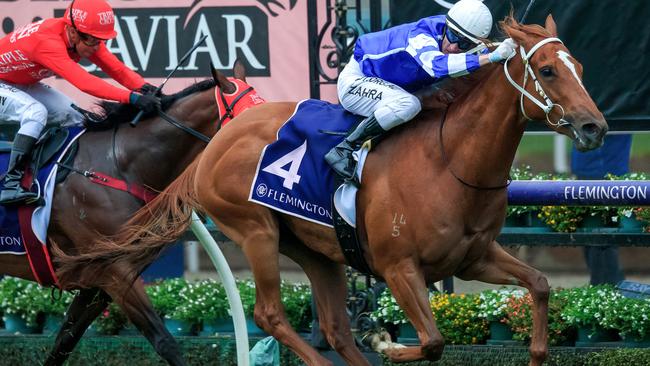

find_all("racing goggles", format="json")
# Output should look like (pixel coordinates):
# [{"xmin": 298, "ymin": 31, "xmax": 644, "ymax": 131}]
[
  {"xmin": 77, "ymin": 32, "xmax": 103, "ymax": 47},
  {"xmin": 445, "ymin": 27, "xmax": 478, "ymax": 51}
]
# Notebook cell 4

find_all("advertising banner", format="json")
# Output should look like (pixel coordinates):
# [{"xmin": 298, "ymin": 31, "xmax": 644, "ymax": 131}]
[{"xmin": 0, "ymin": 0, "xmax": 321, "ymax": 109}]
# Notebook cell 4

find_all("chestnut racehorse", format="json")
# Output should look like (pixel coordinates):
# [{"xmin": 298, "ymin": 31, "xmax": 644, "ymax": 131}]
[
  {"xmin": 1, "ymin": 62, "xmax": 258, "ymax": 366},
  {"xmin": 69, "ymin": 16, "xmax": 607, "ymax": 366}
]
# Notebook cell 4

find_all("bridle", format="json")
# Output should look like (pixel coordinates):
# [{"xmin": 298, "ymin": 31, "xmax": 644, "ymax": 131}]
[
  {"xmin": 216, "ymin": 83, "xmax": 255, "ymax": 127},
  {"xmin": 503, "ymin": 37, "xmax": 570, "ymax": 127}
]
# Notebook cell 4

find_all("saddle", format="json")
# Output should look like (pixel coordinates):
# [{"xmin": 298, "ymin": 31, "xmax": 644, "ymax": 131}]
[
  {"xmin": 0, "ymin": 127, "xmax": 70, "ymax": 206},
  {"xmin": 0, "ymin": 128, "xmax": 69, "ymax": 170}
]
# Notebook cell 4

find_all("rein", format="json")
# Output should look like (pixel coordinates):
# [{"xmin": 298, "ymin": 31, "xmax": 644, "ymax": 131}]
[
  {"xmin": 144, "ymin": 82, "xmax": 257, "ymax": 144},
  {"xmin": 438, "ymin": 106, "xmax": 511, "ymax": 190},
  {"xmin": 157, "ymin": 111, "xmax": 211, "ymax": 143}
]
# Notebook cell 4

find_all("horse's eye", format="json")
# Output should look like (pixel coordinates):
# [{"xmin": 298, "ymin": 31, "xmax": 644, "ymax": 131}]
[{"xmin": 539, "ymin": 66, "xmax": 554, "ymax": 78}]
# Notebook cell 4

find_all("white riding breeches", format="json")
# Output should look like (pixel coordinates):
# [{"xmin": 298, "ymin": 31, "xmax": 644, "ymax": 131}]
[
  {"xmin": 337, "ymin": 58, "xmax": 421, "ymax": 130},
  {"xmin": 0, "ymin": 81, "xmax": 83, "ymax": 139}
]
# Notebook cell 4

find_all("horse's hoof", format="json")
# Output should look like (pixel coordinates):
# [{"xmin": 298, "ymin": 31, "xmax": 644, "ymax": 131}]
[{"xmin": 421, "ymin": 340, "xmax": 444, "ymax": 361}]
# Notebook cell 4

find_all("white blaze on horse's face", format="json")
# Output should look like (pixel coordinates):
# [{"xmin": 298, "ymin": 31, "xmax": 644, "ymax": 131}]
[{"xmin": 556, "ymin": 50, "xmax": 586, "ymax": 90}]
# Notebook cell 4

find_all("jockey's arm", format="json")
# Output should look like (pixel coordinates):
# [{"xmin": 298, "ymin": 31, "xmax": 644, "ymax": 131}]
[
  {"xmin": 410, "ymin": 34, "xmax": 483, "ymax": 80},
  {"xmin": 416, "ymin": 45, "xmax": 500, "ymax": 79},
  {"xmin": 89, "ymin": 44, "xmax": 146, "ymax": 91},
  {"xmin": 478, "ymin": 54, "xmax": 491, "ymax": 66},
  {"xmin": 34, "ymin": 40, "xmax": 132, "ymax": 103}
]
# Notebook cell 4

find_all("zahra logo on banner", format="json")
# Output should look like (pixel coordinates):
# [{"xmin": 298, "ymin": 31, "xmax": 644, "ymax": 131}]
[{"xmin": 53, "ymin": 6, "xmax": 270, "ymax": 78}]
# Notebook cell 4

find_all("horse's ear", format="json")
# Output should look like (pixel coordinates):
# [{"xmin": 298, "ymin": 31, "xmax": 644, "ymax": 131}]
[
  {"xmin": 211, "ymin": 62, "xmax": 236, "ymax": 94},
  {"xmin": 233, "ymin": 58, "xmax": 247, "ymax": 82},
  {"xmin": 545, "ymin": 14, "xmax": 558, "ymax": 37},
  {"xmin": 210, "ymin": 62, "xmax": 221, "ymax": 88}
]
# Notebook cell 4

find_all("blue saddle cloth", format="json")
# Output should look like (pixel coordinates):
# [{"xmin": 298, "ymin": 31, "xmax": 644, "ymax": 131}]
[
  {"xmin": 0, "ymin": 127, "xmax": 83, "ymax": 254},
  {"xmin": 249, "ymin": 99, "xmax": 362, "ymax": 227}
]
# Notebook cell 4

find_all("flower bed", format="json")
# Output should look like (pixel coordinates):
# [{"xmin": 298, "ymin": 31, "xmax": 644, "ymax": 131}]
[
  {"xmin": 372, "ymin": 285, "xmax": 649, "ymax": 347},
  {"xmin": 0, "ymin": 277, "xmax": 312, "ymax": 336},
  {"xmin": 1, "ymin": 275, "xmax": 647, "ymax": 347}
]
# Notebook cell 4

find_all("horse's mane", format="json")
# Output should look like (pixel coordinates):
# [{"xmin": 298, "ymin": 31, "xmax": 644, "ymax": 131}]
[{"xmin": 86, "ymin": 79, "xmax": 217, "ymax": 130}]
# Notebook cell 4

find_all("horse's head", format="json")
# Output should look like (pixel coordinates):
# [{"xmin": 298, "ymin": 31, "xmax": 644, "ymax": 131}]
[
  {"xmin": 211, "ymin": 60, "xmax": 266, "ymax": 128},
  {"xmin": 501, "ymin": 15, "xmax": 608, "ymax": 151}
]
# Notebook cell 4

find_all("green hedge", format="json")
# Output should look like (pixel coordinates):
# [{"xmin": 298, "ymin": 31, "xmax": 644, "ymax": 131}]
[{"xmin": 0, "ymin": 336, "xmax": 647, "ymax": 366}]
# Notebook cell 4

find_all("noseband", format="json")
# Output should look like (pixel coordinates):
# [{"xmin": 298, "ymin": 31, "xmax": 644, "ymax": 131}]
[{"xmin": 503, "ymin": 37, "xmax": 570, "ymax": 127}]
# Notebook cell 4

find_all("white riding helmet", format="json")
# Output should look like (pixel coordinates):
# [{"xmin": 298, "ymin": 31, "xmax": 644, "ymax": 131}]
[{"xmin": 446, "ymin": 0, "xmax": 493, "ymax": 44}]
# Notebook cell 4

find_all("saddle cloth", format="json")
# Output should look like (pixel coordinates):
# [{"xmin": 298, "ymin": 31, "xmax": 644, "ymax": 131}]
[
  {"xmin": 249, "ymin": 99, "xmax": 362, "ymax": 227},
  {"xmin": 0, "ymin": 127, "xmax": 84, "ymax": 255}
]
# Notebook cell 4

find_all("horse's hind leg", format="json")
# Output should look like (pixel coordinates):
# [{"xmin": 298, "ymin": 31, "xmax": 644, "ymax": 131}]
[
  {"xmin": 280, "ymin": 241, "xmax": 371, "ymax": 366},
  {"xmin": 44, "ymin": 288, "xmax": 111, "ymax": 366},
  {"xmin": 103, "ymin": 272, "xmax": 186, "ymax": 366},
  {"xmin": 456, "ymin": 240, "xmax": 549, "ymax": 366},
  {"xmin": 379, "ymin": 259, "xmax": 445, "ymax": 362},
  {"xmin": 212, "ymin": 206, "xmax": 331, "ymax": 365}
]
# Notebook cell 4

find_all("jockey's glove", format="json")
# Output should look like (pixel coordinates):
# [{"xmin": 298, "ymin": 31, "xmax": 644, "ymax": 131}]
[
  {"xmin": 488, "ymin": 38, "xmax": 517, "ymax": 63},
  {"xmin": 139, "ymin": 83, "xmax": 160, "ymax": 96},
  {"xmin": 129, "ymin": 92, "xmax": 161, "ymax": 113}
]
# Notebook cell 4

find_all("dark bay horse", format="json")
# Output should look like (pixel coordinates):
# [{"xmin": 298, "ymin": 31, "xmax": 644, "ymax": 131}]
[
  {"xmin": 70, "ymin": 16, "xmax": 607, "ymax": 366},
  {"xmin": 0, "ymin": 62, "xmax": 257, "ymax": 366}
]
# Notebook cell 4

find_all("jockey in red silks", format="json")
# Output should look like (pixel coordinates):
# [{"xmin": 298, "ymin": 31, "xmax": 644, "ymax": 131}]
[{"xmin": 0, "ymin": 0, "xmax": 160, "ymax": 205}]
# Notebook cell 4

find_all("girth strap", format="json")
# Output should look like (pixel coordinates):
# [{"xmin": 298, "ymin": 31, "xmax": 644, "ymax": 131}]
[{"xmin": 331, "ymin": 177, "xmax": 376, "ymax": 276}]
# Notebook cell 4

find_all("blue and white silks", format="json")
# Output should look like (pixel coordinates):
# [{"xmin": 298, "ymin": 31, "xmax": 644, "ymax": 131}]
[{"xmin": 354, "ymin": 15, "xmax": 486, "ymax": 92}]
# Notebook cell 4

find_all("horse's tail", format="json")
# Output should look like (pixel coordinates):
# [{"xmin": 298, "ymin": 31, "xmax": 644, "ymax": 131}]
[{"xmin": 54, "ymin": 158, "xmax": 202, "ymax": 289}]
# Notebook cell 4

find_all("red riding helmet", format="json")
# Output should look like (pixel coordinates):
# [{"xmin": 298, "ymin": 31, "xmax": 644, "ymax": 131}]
[{"xmin": 63, "ymin": 0, "xmax": 117, "ymax": 40}]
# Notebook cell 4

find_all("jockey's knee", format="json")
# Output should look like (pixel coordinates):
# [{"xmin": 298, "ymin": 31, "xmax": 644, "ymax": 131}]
[
  {"xmin": 51, "ymin": 107, "xmax": 84, "ymax": 127},
  {"xmin": 18, "ymin": 102, "xmax": 47, "ymax": 138},
  {"xmin": 375, "ymin": 94, "xmax": 421, "ymax": 130}
]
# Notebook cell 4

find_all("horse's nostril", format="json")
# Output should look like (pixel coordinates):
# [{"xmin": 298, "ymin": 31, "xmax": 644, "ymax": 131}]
[{"xmin": 581, "ymin": 123, "xmax": 600, "ymax": 137}]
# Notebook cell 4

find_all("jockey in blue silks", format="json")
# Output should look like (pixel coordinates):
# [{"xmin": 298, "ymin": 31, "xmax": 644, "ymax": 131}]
[{"xmin": 325, "ymin": 0, "xmax": 518, "ymax": 180}]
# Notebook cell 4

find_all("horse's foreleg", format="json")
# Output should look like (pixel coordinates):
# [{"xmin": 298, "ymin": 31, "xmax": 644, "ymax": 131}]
[
  {"xmin": 280, "ymin": 241, "xmax": 371, "ymax": 366},
  {"xmin": 44, "ymin": 288, "xmax": 111, "ymax": 366},
  {"xmin": 104, "ymin": 273, "xmax": 186, "ymax": 366},
  {"xmin": 457, "ymin": 241, "xmax": 549, "ymax": 366},
  {"xmin": 381, "ymin": 260, "xmax": 444, "ymax": 362}
]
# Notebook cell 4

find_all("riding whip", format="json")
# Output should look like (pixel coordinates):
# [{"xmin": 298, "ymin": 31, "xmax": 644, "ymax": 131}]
[
  {"xmin": 519, "ymin": 0, "xmax": 537, "ymax": 23},
  {"xmin": 130, "ymin": 35, "xmax": 209, "ymax": 127}
]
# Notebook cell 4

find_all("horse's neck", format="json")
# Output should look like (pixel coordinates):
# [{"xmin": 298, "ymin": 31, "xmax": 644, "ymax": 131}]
[
  {"xmin": 438, "ymin": 60, "xmax": 527, "ymax": 189},
  {"xmin": 117, "ymin": 89, "xmax": 217, "ymax": 190}
]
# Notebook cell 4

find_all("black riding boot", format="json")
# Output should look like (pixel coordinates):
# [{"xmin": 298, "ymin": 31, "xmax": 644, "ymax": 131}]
[
  {"xmin": 0, "ymin": 134, "xmax": 38, "ymax": 205},
  {"xmin": 324, "ymin": 115, "xmax": 385, "ymax": 179}
]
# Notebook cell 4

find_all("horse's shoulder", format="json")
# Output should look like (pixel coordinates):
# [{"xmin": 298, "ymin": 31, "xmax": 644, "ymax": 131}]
[{"xmin": 244, "ymin": 101, "xmax": 298, "ymax": 120}]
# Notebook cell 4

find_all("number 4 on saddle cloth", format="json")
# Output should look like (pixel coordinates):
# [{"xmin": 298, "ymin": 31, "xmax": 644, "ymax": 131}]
[
  {"xmin": 249, "ymin": 99, "xmax": 374, "ymax": 274},
  {"xmin": 0, "ymin": 127, "xmax": 82, "ymax": 285}
]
